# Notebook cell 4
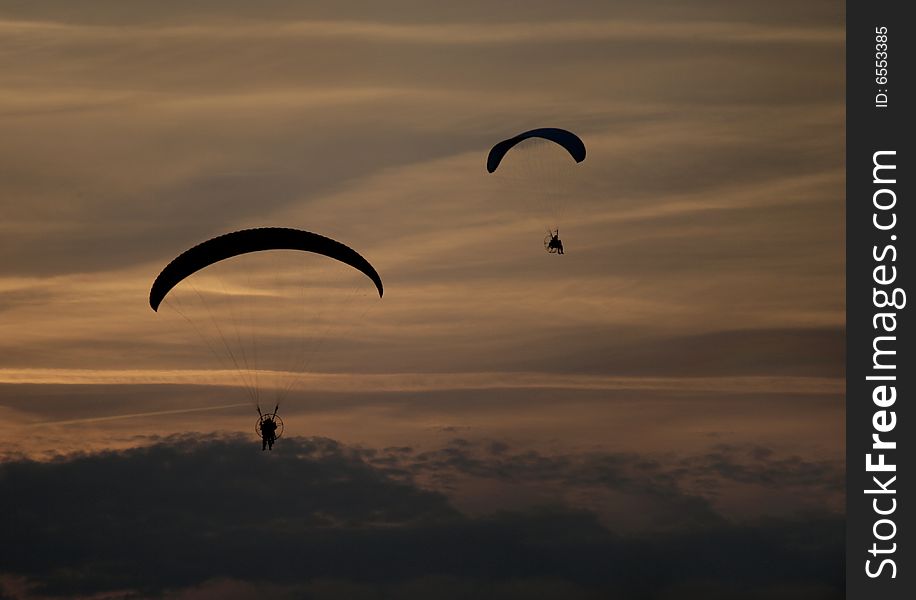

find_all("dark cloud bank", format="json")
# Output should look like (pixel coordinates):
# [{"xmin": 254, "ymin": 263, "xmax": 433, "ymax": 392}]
[{"xmin": 0, "ymin": 436, "xmax": 842, "ymax": 599}]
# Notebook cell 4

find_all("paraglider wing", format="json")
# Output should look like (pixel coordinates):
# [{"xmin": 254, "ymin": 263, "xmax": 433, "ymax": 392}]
[
  {"xmin": 486, "ymin": 128, "xmax": 586, "ymax": 173},
  {"xmin": 149, "ymin": 227, "xmax": 383, "ymax": 311}
]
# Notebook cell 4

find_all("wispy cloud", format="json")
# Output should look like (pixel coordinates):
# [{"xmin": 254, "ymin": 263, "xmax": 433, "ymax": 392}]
[
  {"xmin": 0, "ymin": 368, "xmax": 842, "ymax": 395},
  {"xmin": 0, "ymin": 18, "xmax": 842, "ymax": 46},
  {"xmin": 27, "ymin": 402, "xmax": 248, "ymax": 427}
]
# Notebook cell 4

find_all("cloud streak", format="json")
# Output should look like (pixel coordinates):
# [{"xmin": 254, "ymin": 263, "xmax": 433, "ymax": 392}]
[
  {"xmin": 0, "ymin": 17, "xmax": 842, "ymax": 46},
  {"xmin": 0, "ymin": 368, "xmax": 842, "ymax": 395}
]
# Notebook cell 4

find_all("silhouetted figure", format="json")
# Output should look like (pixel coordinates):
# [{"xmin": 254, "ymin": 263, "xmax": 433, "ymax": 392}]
[
  {"xmin": 260, "ymin": 418, "xmax": 277, "ymax": 450},
  {"xmin": 547, "ymin": 230, "xmax": 564, "ymax": 255},
  {"xmin": 257, "ymin": 405, "xmax": 280, "ymax": 451}
]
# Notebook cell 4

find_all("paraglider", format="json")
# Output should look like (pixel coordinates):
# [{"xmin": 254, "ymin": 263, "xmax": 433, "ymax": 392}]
[
  {"xmin": 545, "ymin": 229, "xmax": 564, "ymax": 255},
  {"xmin": 257, "ymin": 404, "xmax": 282, "ymax": 451},
  {"xmin": 150, "ymin": 228, "xmax": 383, "ymax": 449},
  {"xmin": 487, "ymin": 128, "xmax": 585, "ymax": 255}
]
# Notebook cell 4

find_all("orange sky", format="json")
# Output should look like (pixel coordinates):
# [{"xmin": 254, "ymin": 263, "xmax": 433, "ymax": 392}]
[{"xmin": 0, "ymin": 1, "xmax": 843, "ymax": 526}]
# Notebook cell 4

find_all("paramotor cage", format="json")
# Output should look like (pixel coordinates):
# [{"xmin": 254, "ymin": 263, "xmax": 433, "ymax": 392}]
[{"xmin": 256, "ymin": 413, "xmax": 284, "ymax": 440}]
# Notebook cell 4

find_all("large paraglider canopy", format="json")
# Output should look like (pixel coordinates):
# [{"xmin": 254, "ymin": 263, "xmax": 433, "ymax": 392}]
[
  {"xmin": 150, "ymin": 227, "xmax": 383, "ymax": 311},
  {"xmin": 486, "ymin": 127, "xmax": 586, "ymax": 174}
]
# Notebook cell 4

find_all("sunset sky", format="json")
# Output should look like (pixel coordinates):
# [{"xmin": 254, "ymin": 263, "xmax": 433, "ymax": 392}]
[{"xmin": 1, "ymin": 2, "xmax": 844, "ymax": 598}]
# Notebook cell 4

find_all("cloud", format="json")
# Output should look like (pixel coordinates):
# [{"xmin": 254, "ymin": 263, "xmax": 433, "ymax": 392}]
[
  {"xmin": 0, "ymin": 17, "xmax": 842, "ymax": 46},
  {"xmin": 0, "ymin": 436, "xmax": 842, "ymax": 599},
  {"xmin": 398, "ymin": 437, "xmax": 843, "ymax": 525},
  {"xmin": 0, "ymin": 368, "xmax": 842, "ymax": 393}
]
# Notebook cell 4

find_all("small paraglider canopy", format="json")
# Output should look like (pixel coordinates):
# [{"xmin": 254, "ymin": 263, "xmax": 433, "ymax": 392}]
[
  {"xmin": 486, "ymin": 127, "xmax": 586, "ymax": 174},
  {"xmin": 149, "ymin": 227, "xmax": 383, "ymax": 312}
]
